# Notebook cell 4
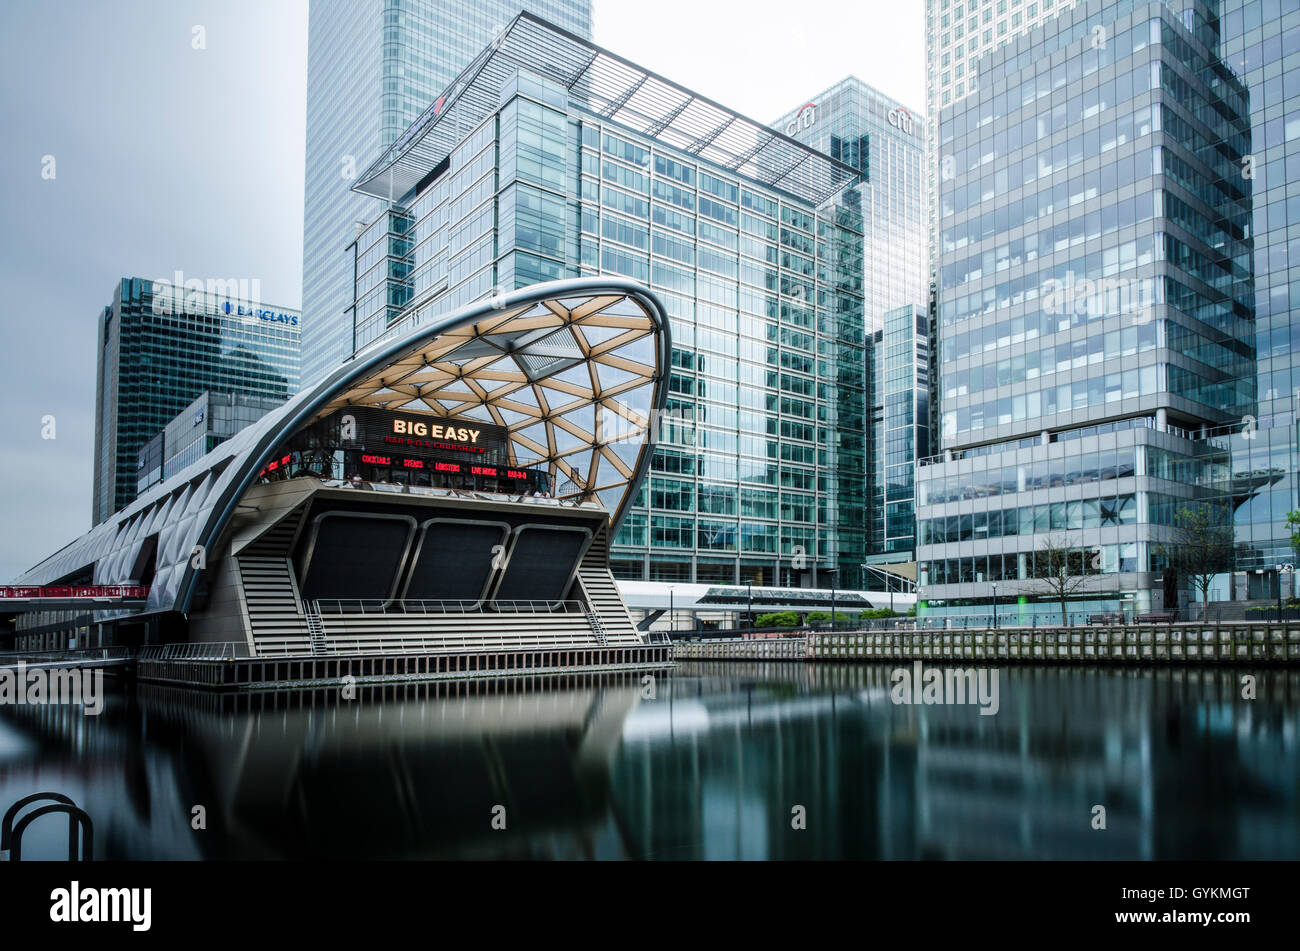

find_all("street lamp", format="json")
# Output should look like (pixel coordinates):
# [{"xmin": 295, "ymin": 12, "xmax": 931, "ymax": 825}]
[
  {"xmin": 668, "ymin": 586, "xmax": 675, "ymax": 634},
  {"xmin": 991, "ymin": 581, "xmax": 999, "ymax": 630},
  {"xmin": 746, "ymin": 580, "xmax": 753, "ymax": 633},
  {"xmin": 1277, "ymin": 564, "xmax": 1294, "ymax": 619}
]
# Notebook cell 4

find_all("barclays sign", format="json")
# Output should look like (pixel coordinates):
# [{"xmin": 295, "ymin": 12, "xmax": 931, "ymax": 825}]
[{"xmin": 223, "ymin": 301, "xmax": 299, "ymax": 326}]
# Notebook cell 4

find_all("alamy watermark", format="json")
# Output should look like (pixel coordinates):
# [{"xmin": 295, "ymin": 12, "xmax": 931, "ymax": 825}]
[
  {"xmin": 890, "ymin": 661, "xmax": 999, "ymax": 716},
  {"xmin": 1041, "ymin": 274, "xmax": 1155, "ymax": 326},
  {"xmin": 0, "ymin": 663, "xmax": 104, "ymax": 716},
  {"xmin": 150, "ymin": 270, "xmax": 272, "ymax": 322}
]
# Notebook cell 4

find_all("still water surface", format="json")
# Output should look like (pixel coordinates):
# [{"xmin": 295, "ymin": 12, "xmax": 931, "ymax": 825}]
[{"xmin": 1, "ymin": 662, "xmax": 1297, "ymax": 859}]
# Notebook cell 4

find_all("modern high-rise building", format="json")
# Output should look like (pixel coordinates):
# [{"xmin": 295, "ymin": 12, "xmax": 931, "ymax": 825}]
[
  {"xmin": 343, "ymin": 13, "xmax": 870, "ymax": 589},
  {"xmin": 775, "ymin": 78, "xmax": 931, "ymax": 564},
  {"xmin": 918, "ymin": 0, "xmax": 1255, "ymax": 621},
  {"xmin": 136, "ymin": 391, "xmax": 289, "ymax": 497},
  {"xmin": 1212, "ymin": 0, "xmax": 1300, "ymax": 595},
  {"xmin": 93, "ymin": 277, "xmax": 300, "ymax": 524},
  {"xmin": 301, "ymin": 0, "xmax": 593, "ymax": 386},
  {"xmin": 925, "ymin": 0, "xmax": 1081, "ymax": 281}
]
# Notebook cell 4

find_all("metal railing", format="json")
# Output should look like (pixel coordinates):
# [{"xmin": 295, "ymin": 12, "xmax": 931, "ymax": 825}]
[
  {"xmin": 136, "ymin": 641, "xmax": 253, "ymax": 661},
  {"xmin": 0, "ymin": 646, "xmax": 135, "ymax": 665},
  {"xmin": 311, "ymin": 599, "xmax": 584, "ymax": 615},
  {"xmin": 313, "ymin": 478, "xmax": 603, "ymax": 509}
]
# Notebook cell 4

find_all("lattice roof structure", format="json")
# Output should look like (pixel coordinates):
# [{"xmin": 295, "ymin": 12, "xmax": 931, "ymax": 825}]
[
  {"xmin": 17, "ymin": 278, "xmax": 670, "ymax": 618},
  {"xmin": 353, "ymin": 11, "xmax": 860, "ymax": 207}
]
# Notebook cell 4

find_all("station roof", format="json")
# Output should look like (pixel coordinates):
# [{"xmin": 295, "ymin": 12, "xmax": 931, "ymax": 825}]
[
  {"xmin": 17, "ymin": 278, "xmax": 670, "ymax": 617},
  {"xmin": 353, "ymin": 11, "xmax": 860, "ymax": 207}
]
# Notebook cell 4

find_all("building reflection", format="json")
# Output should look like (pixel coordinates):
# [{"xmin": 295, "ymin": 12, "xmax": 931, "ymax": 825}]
[
  {"xmin": 1, "ymin": 665, "xmax": 1298, "ymax": 860},
  {"xmin": 611, "ymin": 664, "xmax": 1300, "ymax": 860}
]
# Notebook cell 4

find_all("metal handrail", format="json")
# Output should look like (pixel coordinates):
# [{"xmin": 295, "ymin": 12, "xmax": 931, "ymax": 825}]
[
  {"xmin": 0, "ymin": 646, "xmax": 135, "ymax": 665},
  {"xmin": 137, "ymin": 641, "xmax": 252, "ymax": 661}
]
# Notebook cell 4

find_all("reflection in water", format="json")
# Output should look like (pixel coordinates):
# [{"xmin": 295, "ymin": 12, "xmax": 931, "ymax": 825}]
[{"xmin": 0, "ymin": 664, "xmax": 1297, "ymax": 859}]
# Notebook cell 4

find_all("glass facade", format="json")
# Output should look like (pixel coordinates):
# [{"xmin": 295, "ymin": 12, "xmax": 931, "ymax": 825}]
[
  {"xmin": 301, "ymin": 0, "xmax": 592, "ymax": 386},
  {"xmin": 93, "ymin": 278, "xmax": 300, "ymax": 524},
  {"xmin": 926, "ymin": 0, "xmax": 1083, "ymax": 281},
  {"xmin": 919, "ymin": 0, "xmax": 1256, "ymax": 620},
  {"xmin": 137, "ymin": 391, "xmax": 291, "ymax": 496},
  {"xmin": 1215, "ymin": 0, "xmax": 1300, "ymax": 582},
  {"xmin": 347, "ymin": 61, "xmax": 870, "ymax": 587},
  {"xmin": 776, "ymin": 79, "xmax": 932, "ymax": 561}
]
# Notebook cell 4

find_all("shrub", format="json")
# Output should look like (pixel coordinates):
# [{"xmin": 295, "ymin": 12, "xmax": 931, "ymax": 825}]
[{"xmin": 755, "ymin": 611, "xmax": 799, "ymax": 628}]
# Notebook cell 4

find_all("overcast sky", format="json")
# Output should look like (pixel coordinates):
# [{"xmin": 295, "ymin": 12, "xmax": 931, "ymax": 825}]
[{"xmin": 0, "ymin": 0, "xmax": 923, "ymax": 582}]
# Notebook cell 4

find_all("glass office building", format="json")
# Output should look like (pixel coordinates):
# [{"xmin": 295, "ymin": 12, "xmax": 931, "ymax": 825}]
[
  {"xmin": 344, "ymin": 14, "xmax": 869, "ymax": 588},
  {"xmin": 93, "ymin": 278, "xmax": 300, "ymax": 524},
  {"xmin": 918, "ymin": 0, "xmax": 1255, "ymax": 620},
  {"xmin": 136, "ymin": 391, "xmax": 289, "ymax": 497},
  {"xmin": 926, "ymin": 0, "xmax": 1082, "ymax": 283},
  {"xmin": 1212, "ymin": 0, "xmax": 1300, "ymax": 597},
  {"xmin": 301, "ymin": 0, "xmax": 592, "ymax": 386},
  {"xmin": 777, "ymin": 79, "xmax": 931, "ymax": 562}
]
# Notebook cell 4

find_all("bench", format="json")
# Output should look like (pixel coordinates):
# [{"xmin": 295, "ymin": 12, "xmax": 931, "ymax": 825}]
[
  {"xmin": 1136, "ymin": 611, "xmax": 1177, "ymax": 623},
  {"xmin": 1086, "ymin": 613, "xmax": 1122, "ymax": 625}
]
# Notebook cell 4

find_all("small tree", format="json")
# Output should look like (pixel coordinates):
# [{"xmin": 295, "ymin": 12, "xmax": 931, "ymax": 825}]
[
  {"xmin": 1161, "ymin": 502, "xmax": 1235, "ymax": 620},
  {"xmin": 807, "ymin": 610, "xmax": 854, "ymax": 628},
  {"xmin": 1024, "ymin": 533, "xmax": 1096, "ymax": 625},
  {"xmin": 1286, "ymin": 510, "xmax": 1300, "ymax": 558},
  {"xmin": 755, "ymin": 610, "xmax": 799, "ymax": 629}
]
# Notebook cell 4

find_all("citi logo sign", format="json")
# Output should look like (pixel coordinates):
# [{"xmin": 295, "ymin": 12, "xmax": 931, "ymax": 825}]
[
  {"xmin": 785, "ymin": 102, "xmax": 816, "ymax": 136},
  {"xmin": 888, "ymin": 107, "xmax": 915, "ymax": 135}
]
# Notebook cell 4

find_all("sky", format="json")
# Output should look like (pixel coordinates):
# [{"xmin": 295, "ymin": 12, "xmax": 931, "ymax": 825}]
[{"xmin": 0, "ymin": 0, "xmax": 923, "ymax": 583}]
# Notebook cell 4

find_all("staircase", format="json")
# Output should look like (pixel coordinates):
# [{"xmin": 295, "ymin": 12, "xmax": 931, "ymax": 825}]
[
  {"xmin": 585, "ymin": 608, "xmax": 609, "ymax": 646},
  {"xmin": 238, "ymin": 556, "xmax": 308, "ymax": 645},
  {"xmin": 575, "ymin": 527, "xmax": 641, "ymax": 645},
  {"xmin": 305, "ymin": 607, "xmax": 327, "ymax": 655},
  {"xmin": 235, "ymin": 507, "xmax": 311, "ymax": 653}
]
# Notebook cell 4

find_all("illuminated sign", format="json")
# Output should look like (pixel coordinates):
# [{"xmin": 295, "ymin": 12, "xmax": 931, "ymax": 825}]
[
  {"xmin": 887, "ymin": 107, "xmax": 915, "ymax": 135},
  {"xmin": 392, "ymin": 418, "xmax": 481, "ymax": 442},
  {"xmin": 384, "ymin": 435, "xmax": 487, "ymax": 454},
  {"xmin": 361, "ymin": 454, "xmax": 391, "ymax": 465},
  {"xmin": 471, "ymin": 466, "xmax": 497, "ymax": 476},
  {"xmin": 435, "ymin": 462, "xmax": 460, "ymax": 473},
  {"xmin": 507, "ymin": 469, "xmax": 527, "ymax": 480},
  {"xmin": 403, "ymin": 458, "xmax": 424, "ymax": 469},
  {"xmin": 785, "ymin": 102, "xmax": 816, "ymax": 136},
  {"xmin": 0, "ymin": 585, "xmax": 149, "ymax": 601}
]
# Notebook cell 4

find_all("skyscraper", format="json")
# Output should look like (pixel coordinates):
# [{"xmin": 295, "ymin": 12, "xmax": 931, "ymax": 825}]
[
  {"xmin": 1214, "ymin": 0, "xmax": 1300, "ymax": 594},
  {"xmin": 301, "ymin": 0, "xmax": 593, "ymax": 386},
  {"xmin": 93, "ymin": 278, "xmax": 300, "ymax": 524},
  {"xmin": 343, "ymin": 13, "xmax": 870, "ymax": 589},
  {"xmin": 775, "ymin": 78, "xmax": 931, "ymax": 564},
  {"xmin": 925, "ymin": 0, "xmax": 1081, "ymax": 287},
  {"xmin": 918, "ymin": 0, "xmax": 1255, "ymax": 621}
]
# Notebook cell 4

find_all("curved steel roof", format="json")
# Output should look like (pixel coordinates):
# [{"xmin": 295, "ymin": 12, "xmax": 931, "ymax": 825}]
[{"xmin": 17, "ymin": 278, "xmax": 670, "ymax": 617}]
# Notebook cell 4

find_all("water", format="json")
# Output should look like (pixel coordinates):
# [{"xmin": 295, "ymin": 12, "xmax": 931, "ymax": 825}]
[{"xmin": 1, "ymin": 662, "xmax": 1297, "ymax": 860}]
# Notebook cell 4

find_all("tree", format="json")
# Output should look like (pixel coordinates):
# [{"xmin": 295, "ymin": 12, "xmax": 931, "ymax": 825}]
[
  {"xmin": 1023, "ymin": 533, "xmax": 1097, "ymax": 625},
  {"xmin": 755, "ymin": 611, "xmax": 799, "ymax": 629},
  {"xmin": 807, "ymin": 610, "xmax": 854, "ymax": 628},
  {"xmin": 1286, "ymin": 510, "xmax": 1300, "ymax": 558},
  {"xmin": 1160, "ymin": 502, "xmax": 1236, "ymax": 620}
]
